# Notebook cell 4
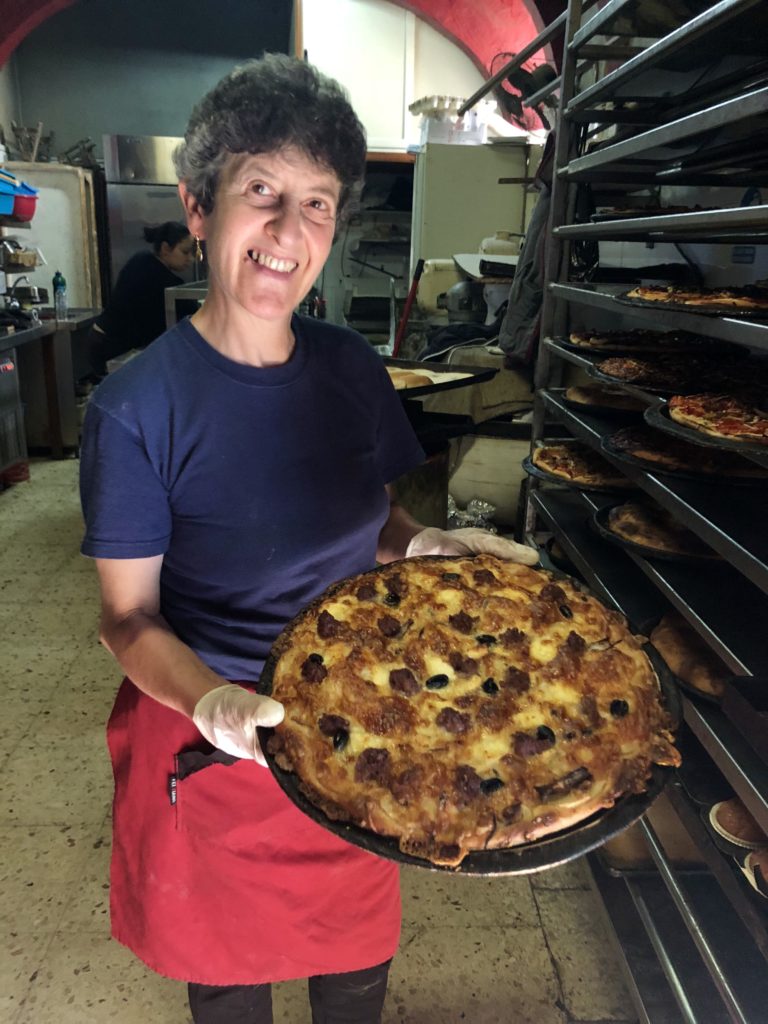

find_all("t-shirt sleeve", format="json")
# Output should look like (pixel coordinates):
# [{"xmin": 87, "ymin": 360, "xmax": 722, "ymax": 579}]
[
  {"xmin": 371, "ymin": 358, "xmax": 426, "ymax": 484},
  {"xmin": 79, "ymin": 399, "xmax": 172, "ymax": 558}
]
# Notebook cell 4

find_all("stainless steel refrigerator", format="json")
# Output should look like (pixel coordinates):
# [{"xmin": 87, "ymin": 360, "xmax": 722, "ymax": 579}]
[{"xmin": 103, "ymin": 134, "xmax": 197, "ymax": 285}]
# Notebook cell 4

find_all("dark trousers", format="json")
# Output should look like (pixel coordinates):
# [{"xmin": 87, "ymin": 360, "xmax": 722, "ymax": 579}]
[{"xmin": 188, "ymin": 959, "xmax": 391, "ymax": 1024}]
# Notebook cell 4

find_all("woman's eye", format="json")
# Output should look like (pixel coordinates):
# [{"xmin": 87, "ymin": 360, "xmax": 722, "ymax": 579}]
[
  {"xmin": 306, "ymin": 199, "xmax": 335, "ymax": 219},
  {"xmin": 250, "ymin": 182, "xmax": 272, "ymax": 197}
]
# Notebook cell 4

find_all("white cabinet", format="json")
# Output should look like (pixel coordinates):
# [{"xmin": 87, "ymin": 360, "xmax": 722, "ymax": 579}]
[{"xmin": 410, "ymin": 143, "xmax": 537, "ymax": 272}]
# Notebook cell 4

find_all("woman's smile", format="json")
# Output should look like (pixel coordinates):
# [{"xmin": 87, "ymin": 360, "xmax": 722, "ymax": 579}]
[{"xmin": 247, "ymin": 249, "xmax": 299, "ymax": 274}]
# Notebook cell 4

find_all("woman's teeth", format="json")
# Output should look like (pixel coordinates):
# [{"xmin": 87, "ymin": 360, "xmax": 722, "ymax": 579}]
[{"xmin": 248, "ymin": 251, "xmax": 297, "ymax": 273}]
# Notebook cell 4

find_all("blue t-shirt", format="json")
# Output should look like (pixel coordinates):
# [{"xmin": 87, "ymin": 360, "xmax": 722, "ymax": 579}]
[{"xmin": 80, "ymin": 316, "xmax": 425, "ymax": 681}]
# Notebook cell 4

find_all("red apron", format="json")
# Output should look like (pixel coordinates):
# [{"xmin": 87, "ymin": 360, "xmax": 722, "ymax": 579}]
[{"xmin": 107, "ymin": 678, "xmax": 401, "ymax": 985}]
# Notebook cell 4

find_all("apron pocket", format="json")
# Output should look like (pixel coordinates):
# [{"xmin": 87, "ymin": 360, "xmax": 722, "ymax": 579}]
[{"xmin": 172, "ymin": 746, "xmax": 300, "ymax": 852}]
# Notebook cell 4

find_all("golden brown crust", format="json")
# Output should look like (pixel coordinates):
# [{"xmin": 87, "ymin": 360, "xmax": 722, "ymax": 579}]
[
  {"xmin": 386, "ymin": 367, "xmax": 432, "ymax": 389},
  {"xmin": 607, "ymin": 501, "xmax": 717, "ymax": 558},
  {"xmin": 565, "ymin": 384, "xmax": 645, "ymax": 412},
  {"xmin": 650, "ymin": 613, "xmax": 730, "ymax": 699},
  {"xmin": 626, "ymin": 285, "xmax": 768, "ymax": 310},
  {"xmin": 265, "ymin": 556, "xmax": 680, "ymax": 867},
  {"xmin": 668, "ymin": 394, "xmax": 768, "ymax": 445},
  {"xmin": 532, "ymin": 442, "xmax": 629, "ymax": 488}
]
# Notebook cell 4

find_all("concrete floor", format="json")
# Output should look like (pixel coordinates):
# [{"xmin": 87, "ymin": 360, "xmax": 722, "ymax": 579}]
[{"xmin": 1, "ymin": 458, "xmax": 638, "ymax": 1024}]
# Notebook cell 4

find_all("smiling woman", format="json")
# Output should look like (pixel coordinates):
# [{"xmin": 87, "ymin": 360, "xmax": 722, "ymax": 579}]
[
  {"xmin": 77, "ymin": 53, "xmax": 536, "ymax": 1024},
  {"xmin": 180, "ymin": 148, "xmax": 342, "ymax": 350}
]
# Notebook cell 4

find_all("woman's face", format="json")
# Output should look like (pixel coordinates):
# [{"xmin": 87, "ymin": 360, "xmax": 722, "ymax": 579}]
[
  {"xmin": 181, "ymin": 148, "xmax": 340, "ymax": 324},
  {"xmin": 162, "ymin": 236, "xmax": 195, "ymax": 274}
]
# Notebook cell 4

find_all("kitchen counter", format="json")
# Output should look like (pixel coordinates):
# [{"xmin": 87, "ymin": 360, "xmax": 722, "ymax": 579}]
[
  {"xmin": 0, "ymin": 321, "xmax": 49, "ymax": 354},
  {"xmin": 3, "ymin": 308, "xmax": 102, "ymax": 457},
  {"xmin": 0, "ymin": 308, "xmax": 101, "ymax": 354}
]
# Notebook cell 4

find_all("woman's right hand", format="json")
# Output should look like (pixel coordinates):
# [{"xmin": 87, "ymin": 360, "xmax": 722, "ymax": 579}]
[{"xmin": 193, "ymin": 684, "xmax": 285, "ymax": 765}]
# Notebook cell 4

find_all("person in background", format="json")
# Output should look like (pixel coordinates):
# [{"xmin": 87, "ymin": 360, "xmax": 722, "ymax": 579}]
[
  {"xmin": 86, "ymin": 220, "xmax": 194, "ymax": 377},
  {"xmin": 78, "ymin": 55, "xmax": 537, "ymax": 1024}
]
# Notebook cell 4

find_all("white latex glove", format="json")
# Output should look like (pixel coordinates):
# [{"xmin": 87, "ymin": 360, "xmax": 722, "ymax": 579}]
[
  {"xmin": 192, "ymin": 684, "xmax": 285, "ymax": 766},
  {"xmin": 406, "ymin": 526, "xmax": 539, "ymax": 566}
]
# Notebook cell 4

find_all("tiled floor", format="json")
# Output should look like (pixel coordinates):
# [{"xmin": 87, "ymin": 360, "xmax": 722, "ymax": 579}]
[{"xmin": 1, "ymin": 458, "xmax": 638, "ymax": 1024}]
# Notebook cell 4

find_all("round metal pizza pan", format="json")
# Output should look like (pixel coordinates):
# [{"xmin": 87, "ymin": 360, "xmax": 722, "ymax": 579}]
[
  {"xmin": 666, "ymin": 671, "xmax": 722, "ymax": 706},
  {"xmin": 543, "ymin": 536, "xmax": 582, "ymax": 577},
  {"xmin": 558, "ymin": 391, "xmax": 646, "ymax": 421},
  {"xmin": 522, "ymin": 454, "xmax": 636, "ymax": 494},
  {"xmin": 553, "ymin": 335, "xmax": 742, "ymax": 359},
  {"xmin": 599, "ymin": 432, "xmax": 768, "ymax": 487},
  {"xmin": 644, "ymin": 402, "xmax": 768, "ymax": 458},
  {"xmin": 614, "ymin": 292, "xmax": 768, "ymax": 319},
  {"xmin": 586, "ymin": 362, "xmax": 691, "ymax": 397},
  {"xmin": 255, "ymin": 560, "xmax": 681, "ymax": 877},
  {"xmin": 591, "ymin": 503, "xmax": 722, "ymax": 564}
]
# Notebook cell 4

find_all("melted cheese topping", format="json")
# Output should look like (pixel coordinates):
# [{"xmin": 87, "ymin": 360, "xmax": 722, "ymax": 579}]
[{"xmin": 268, "ymin": 554, "xmax": 680, "ymax": 866}]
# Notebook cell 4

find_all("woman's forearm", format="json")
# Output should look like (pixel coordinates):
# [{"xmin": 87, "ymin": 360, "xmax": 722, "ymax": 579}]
[
  {"xmin": 376, "ymin": 500, "xmax": 424, "ymax": 564},
  {"xmin": 100, "ymin": 609, "xmax": 225, "ymax": 718}
]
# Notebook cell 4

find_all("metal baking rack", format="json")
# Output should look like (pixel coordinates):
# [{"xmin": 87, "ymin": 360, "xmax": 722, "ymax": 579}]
[
  {"xmin": 555, "ymin": 205, "xmax": 768, "ymax": 243},
  {"xmin": 567, "ymin": 0, "xmax": 767, "ymax": 118},
  {"xmin": 530, "ymin": 487, "xmax": 665, "ymax": 631},
  {"xmin": 480, "ymin": 0, "xmax": 768, "ymax": 1014},
  {"xmin": 548, "ymin": 284, "xmax": 768, "ymax": 351},
  {"xmin": 570, "ymin": 0, "xmax": 716, "ymax": 52},
  {"xmin": 540, "ymin": 388, "xmax": 768, "ymax": 593},
  {"xmin": 530, "ymin": 479, "xmax": 768, "ymax": 677},
  {"xmin": 562, "ymin": 86, "xmax": 768, "ymax": 186}
]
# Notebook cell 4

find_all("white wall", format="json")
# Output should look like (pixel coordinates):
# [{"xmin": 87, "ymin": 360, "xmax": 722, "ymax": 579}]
[
  {"xmin": 411, "ymin": 19, "xmax": 485, "ymax": 139},
  {"xmin": 303, "ymin": 0, "xmax": 485, "ymax": 150}
]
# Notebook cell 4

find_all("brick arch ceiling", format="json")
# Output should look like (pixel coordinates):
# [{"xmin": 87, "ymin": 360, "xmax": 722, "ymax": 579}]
[{"xmin": 0, "ymin": 0, "xmax": 558, "ymax": 72}]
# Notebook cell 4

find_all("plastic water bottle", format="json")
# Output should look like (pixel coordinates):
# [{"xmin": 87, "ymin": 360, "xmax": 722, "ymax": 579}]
[{"xmin": 52, "ymin": 270, "xmax": 67, "ymax": 320}]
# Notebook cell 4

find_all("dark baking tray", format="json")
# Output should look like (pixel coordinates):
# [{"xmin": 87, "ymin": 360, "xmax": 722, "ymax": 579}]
[
  {"xmin": 615, "ymin": 292, "xmax": 768, "ymax": 320},
  {"xmin": 553, "ymin": 334, "xmax": 742, "ymax": 359},
  {"xmin": 384, "ymin": 358, "xmax": 497, "ymax": 399},
  {"xmin": 543, "ymin": 535, "xmax": 582, "ymax": 577},
  {"xmin": 599, "ymin": 432, "xmax": 768, "ymax": 487},
  {"xmin": 644, "ymin": 402, "xmax": 768, "ymax": 458},
  {"xmin": 722, "ymin": 678, "xmax": 768, "ymax": 768},
  {"xmin": 586, "ymin": 362, "xmax": 688, "ymax": 397},
  {"xmin": 256, "ymin": 559, "xmax": 680, "ymax": 876},
  {"xmin": 557, "ymin": 390, "xmax": 646, "ymax": 420},
  {"xmin": 591, "ymin": 503, "xmax": 722, "ymax": 564},
  {"xmin": 522, "ymin": 453, "xmax": 635, "ymax": 494}
]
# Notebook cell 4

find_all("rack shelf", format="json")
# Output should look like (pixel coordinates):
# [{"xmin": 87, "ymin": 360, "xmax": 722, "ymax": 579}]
[
  {"xmin": 530, "ymin": 487, "xmax": 665, "ymax": 630},
  {"xmin": 589, "ymin": 851, "xmax": 768, "ymax": 1024},
  {"xmin": 571, "ymin": 0, "xmax": 714, "ymax": 52},
  {"xmin": 549, "ymin": 284, "xmax": 768, "ymax": 350},
  {"xmin": 664, "ymin": 777, "xmax": 768, "ymax": 963},
  {"xmin": 554, "ymin": 205, "xmax": 768, "ymax": 242},
  {"xmin": 568, "ymin": 0, "xmax": 766, "ymax": 115},
  {"xmin": 563, "ymin": 85, "xmax": 768, "ymax": 182},
  {"xmin": 540, "ymin": 388, "xmax": 768, "ymax": 596},
  {"xmin": 531, "ymin": 477, "xmax": 768, "ymax": 676},
  {"xmin": 684, "ymin": 700, "xmax": 768, "ymax": 837},
  {"xmin": 638, "ymin": 817, "xmax": 768, "ymax": 1023}
]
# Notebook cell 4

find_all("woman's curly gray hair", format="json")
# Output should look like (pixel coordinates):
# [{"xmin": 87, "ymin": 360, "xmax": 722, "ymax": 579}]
[{"xmin": 173, "ymin": 54, "xmax": 367, "ymax": 221}]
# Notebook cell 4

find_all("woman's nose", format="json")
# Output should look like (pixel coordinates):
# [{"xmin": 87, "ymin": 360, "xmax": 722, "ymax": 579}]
[{"xmin": 268, "ymin": 199, "xmax": 302, "ymax": 245}]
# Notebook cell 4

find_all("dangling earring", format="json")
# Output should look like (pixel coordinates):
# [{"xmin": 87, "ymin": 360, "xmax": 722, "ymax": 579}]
[{"xmin": 194, "ymin": 235, "xmax": 204, "ymax": 263}]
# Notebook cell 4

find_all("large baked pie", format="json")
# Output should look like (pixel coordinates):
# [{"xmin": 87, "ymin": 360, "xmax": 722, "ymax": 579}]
[{"xmin": 264, "ymin": 555, "xmax": 680, "ymax": 867}]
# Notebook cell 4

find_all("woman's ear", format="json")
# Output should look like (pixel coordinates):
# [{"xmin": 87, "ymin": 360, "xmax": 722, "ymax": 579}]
[{"xmin": 178, "ymin": 182, "xmax": 206, "ymax": 239}]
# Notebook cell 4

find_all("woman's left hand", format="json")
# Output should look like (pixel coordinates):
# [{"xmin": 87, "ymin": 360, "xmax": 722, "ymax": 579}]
[{"xmin": 405, "ymin": 527, "xmax": 539, "ymax": 565}]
